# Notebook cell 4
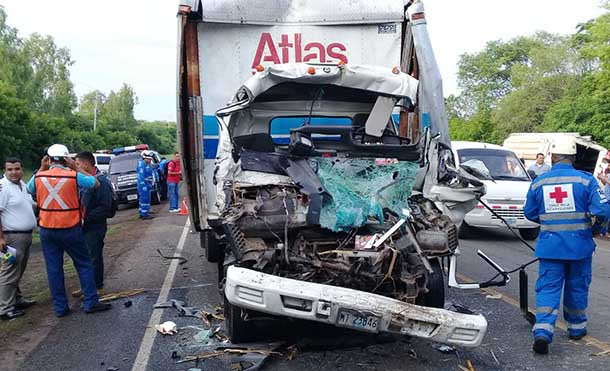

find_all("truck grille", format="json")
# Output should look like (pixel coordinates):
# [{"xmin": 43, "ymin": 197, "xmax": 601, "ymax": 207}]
[
  {"xmin": 448, "ymin": 225, "xmax": 458, "ymax": 250},
  {"xmin": 490, "ymin": 209, "xmax": 525, "ymax": 219}
]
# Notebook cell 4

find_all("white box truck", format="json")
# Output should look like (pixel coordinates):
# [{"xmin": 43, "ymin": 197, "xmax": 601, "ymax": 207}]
[{"xmin": 176, "ymin": 0, "xmax": 496, "ymax": 347}]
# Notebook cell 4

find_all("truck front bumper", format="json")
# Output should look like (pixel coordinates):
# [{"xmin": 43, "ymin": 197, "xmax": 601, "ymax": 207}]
[{"xmin": 225, "ymin": 266, "xmax": 487, "ymax": 347}]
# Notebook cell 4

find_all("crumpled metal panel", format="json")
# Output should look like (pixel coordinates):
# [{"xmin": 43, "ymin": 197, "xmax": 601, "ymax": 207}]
[{"xmin": 200, "ymin": 0, "xmax": 404, "ymax": 25}]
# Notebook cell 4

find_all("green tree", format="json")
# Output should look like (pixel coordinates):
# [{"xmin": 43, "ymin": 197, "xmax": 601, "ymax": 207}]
[
  {"xmin": 0, "ymin": 82, "xmax": 30, "ymax": 162},
  {"xmin": 101, "ymin": 83, "xmax": 138, "ymax": 132},
  {"xmin": 21, "ymin": 33, "xmax": 77, "ymax": 116}
]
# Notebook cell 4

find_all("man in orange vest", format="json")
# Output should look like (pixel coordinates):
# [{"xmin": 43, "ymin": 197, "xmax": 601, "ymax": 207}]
[{"xmin": 27, "ymin": 144, "xmax": 112, "ymax": 317}]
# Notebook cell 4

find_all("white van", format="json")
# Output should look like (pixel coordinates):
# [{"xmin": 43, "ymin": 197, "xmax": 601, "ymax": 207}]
[
  {"xmin": 503, "ymin": 133, "xmax": 607, "ymax": 180},
  {"xmin": 452, "ymin": 141, "xmax": 540, "ymax": 240},
  {"xmin": 93, "ymin": 153, "xmax": 114, "ymax": 175}
]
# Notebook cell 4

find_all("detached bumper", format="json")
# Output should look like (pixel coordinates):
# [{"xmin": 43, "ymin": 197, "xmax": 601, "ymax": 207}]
[{"xmin": 225, "ymin": 266, "xmax": 487, "ymax": 347}]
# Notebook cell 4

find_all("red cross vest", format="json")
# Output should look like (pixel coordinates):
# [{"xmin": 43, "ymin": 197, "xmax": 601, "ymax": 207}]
[{"xmin": 35, "ymin": 168, "xmax": 82, "ymax": 229}]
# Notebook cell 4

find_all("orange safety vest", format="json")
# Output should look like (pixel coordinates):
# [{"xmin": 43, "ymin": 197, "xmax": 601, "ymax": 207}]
[{"xmin": 35, "ymin": 167, "xmax": 82, "ymax": 229}]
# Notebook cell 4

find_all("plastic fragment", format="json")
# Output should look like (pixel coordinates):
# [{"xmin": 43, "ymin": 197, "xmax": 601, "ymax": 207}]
[{"xmin": 155, "ymin": 321, "xmax": 178, "ymax": 335}]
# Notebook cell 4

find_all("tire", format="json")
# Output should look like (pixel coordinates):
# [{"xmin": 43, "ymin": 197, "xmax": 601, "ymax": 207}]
[
  {"xmin": 224, "ymin": 295, "xmax": 256, "ymax": 343},
  {"xmin": 151, "ymin": 191, "xmax": 161, "ymax": 205},
  {"xmin": 202, "ymin": 229, "xmax": 222, "ymax": 263},
  {"xmin": 458, "ymin": 221, "xmax": 474, "ymax": 239},
  {"xmin": 417, "ymin": 258, "xmax": 445, "ymax": 309},
  {"xmin": 519, "ymin": 227, "xmax": 540, "ymax": 241}
]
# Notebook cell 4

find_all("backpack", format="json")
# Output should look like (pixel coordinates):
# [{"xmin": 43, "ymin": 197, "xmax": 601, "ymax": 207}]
[
  {"xmin": 97, "ymin": 173, "xmax": 118, "ymax": 219},
  {"xmin": 164, "ymin": 160, "xmax": 172, "ymax": 180}
]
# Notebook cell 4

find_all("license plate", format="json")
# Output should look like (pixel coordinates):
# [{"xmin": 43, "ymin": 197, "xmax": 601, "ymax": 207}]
[
  {"xmin": 337, "ymin": 310, "xmax": 379, "ymax": 332},
  {"xmin": 127, "ymin": 194, "xmax": 138, "ymax": 201}
]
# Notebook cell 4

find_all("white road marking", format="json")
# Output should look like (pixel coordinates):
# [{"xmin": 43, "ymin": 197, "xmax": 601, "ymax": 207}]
[{"xmin": 131, "ymin": 219, "xmax": 191, "ymax": 371}]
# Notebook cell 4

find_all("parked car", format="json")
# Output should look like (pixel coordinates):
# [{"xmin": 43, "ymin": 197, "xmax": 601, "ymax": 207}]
[
  {"xmin": 451, "ymin": 141, "xmax": 540, "ymax": 240},
  {"xmin": 93, "ymin": 152, "xmax": 114, "ymax": 175},
  {"xmin": 108, "ymin": 145, "xmax": 164, "ymax": 206}
]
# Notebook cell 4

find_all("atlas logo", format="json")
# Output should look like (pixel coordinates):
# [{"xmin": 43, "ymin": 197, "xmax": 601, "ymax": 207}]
[{"xmin": 251, "ymin": 33, "xmax": 349, "ymax": 70}]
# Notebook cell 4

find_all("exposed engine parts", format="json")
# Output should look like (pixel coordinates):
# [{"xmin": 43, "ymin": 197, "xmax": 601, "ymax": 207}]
[{"xmin": 220, "ymin": 187, "xmax": 458, "ymax": 304}]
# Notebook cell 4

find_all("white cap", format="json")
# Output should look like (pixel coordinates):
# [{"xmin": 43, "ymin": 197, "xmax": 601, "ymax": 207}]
[
  {"xmin": 47, "ymin": 144, "xmax": 70, "ymax": 158},
  {"xmin": 141, "ymin": 150, "xmax": 154, "ymax": 159},
  {"xmin": 550, "ymin": 137, "xmax": 577, "ymax": 155}
]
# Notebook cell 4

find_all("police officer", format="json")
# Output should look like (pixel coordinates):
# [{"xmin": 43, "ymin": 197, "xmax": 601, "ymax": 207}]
[
  {"xmin": 27, "ymin": 144, "xmax": 112, "ymax": 316},
  {"xmin": 137, "ymin": 150, "xmax": 156, "ymax": 220},
  {"xmin": 524, "ymin": 137, "xmax": 610, "ymax": 354}
]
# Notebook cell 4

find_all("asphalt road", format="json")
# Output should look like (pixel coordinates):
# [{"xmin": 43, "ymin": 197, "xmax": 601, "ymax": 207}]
[{"xmin": 13, "ymin": 209, "xmax": 610, "ymax": 371}]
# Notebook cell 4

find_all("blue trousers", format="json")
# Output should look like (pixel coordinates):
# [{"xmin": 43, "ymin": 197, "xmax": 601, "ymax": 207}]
[
  {"xmin": 84, "ymin": 223, "xmax": 107, "ymax": 289},
  {"xmin": 533, "ymin": 257, "xmax": 592, "ymax": 342},
  {"xmin": 138, "ymin": 186, "xmax": 151, "ymax": 217},
  {"xmin": 39, "ymin": 225, "xmax": 99, "ymax": 315},
  {"xmin": 168, "ymin": 182, "xmax": 179, "ymax": 210}
]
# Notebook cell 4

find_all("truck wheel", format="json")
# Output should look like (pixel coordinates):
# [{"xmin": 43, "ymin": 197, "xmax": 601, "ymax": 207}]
[
  {"xmin": 417, "ymin": 258, "xmax": 445, "ymax": 309},
  {"xmin": 224, "ymin": 295, "xmax": 256, "ymax": 343},
  {"xmin": 202, "ymin": 229, "xmax": 222, "ymax": 263},
  {"xmin": 458, "ymin": 221, "xmax": 474, "ymax": 239},
  {"xmin": 519, "ymin": 227, "xmax": 540, "ymax": 241},
  {"xmin": 151, "ymin": 191, "xmax": 161, "ymax": 205}
]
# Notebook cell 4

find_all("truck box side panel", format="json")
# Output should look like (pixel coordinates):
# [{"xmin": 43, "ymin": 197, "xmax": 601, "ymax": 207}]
[
  {"xmin": 198, "ymin": 22, "xmax": 404, "ymax": 216},
  {"xmin": 200, "ymin": 0, "xmax": 404, "ymax": 25}
]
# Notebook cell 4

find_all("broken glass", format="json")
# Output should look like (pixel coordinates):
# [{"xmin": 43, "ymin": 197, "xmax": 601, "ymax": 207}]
[{"xmin": 317, "ymin": 158, "xmax": 420, "ymax": 231}]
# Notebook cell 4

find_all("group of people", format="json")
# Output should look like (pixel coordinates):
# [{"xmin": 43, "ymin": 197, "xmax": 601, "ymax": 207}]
[
  {"xmin": 136, "ymin": 150, "xmax": 182, "ymax": 219},
  {"xmin": 0, "ymin": 145, "xmax": 113, "ymax": 319}
]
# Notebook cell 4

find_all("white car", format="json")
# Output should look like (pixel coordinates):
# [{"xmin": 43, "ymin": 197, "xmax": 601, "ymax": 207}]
[
  {"xmin": 93, "ymin": 153, "xmax": 114, "ymax": 175},
  {"xmin": 452, "ymin": 141, "xmax": 540, "ymax": 240}
]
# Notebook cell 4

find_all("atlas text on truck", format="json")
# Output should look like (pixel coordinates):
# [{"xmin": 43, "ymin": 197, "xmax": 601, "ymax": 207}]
[{"xmin": 176, "ymin": 0, "xmax": 506, "ymax": 347}]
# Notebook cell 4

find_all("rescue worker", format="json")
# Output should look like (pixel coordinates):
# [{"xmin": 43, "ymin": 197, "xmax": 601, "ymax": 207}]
[
  {"xmin": 27, "ymin": 144, "xmax": 112, "ymax": 317},
  {"xmin": 75, "ymin": 151, "xmax": 113, "ymax": 292},
  {"xmin": 137, "ymin": 150, "xmax": 155, "ymax": 220},
  {"xmin": 524, "ymin": 137, "xmax": 610, "ymax": 354}
]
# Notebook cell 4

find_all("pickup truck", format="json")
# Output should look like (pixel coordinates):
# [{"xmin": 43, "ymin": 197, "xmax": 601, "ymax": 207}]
[{"xmin": 176, "ymin": 0, "xmax": 493, "ymax": 347}]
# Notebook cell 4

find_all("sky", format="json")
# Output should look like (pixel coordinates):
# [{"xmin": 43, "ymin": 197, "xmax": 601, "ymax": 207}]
[{"xmin": 0, "ymin": 0, "xmax": 606, "ymax": 121}]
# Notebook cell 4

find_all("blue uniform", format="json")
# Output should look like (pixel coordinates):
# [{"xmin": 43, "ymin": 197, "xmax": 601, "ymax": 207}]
[
  {"xmin": 137, "ymin": 160, "xmax": 154, "ymax": 217},
  {"xmin": 524, "ymin": 163, "xmax": 610, "ymax": 342}
]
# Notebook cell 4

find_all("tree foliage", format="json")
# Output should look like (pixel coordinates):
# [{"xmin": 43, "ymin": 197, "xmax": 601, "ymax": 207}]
[
  {"xmin": 0, "ymin": 6, "xmax": 176, "ymax": 168},
  {"xmin": 449, "ymin": 8, "xmax": 610, "ymax": 148}
]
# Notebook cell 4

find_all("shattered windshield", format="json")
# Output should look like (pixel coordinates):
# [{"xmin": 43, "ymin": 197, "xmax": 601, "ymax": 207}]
[
  {"xmin": 458, "ymin": 148, "xmax": 529, "ymax": 181},
  {"xmin": 317, "ymin": 158, "xmax": 420, "ymax": 231}
]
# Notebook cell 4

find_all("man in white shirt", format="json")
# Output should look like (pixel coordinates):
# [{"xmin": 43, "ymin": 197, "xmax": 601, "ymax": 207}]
[
  {"xmin": 528, "ymin": 153, "xmax": 552, "ymax": 176},
  {"xmin": 0, "ymin": 158, "xmax": 38, "ymax": 320}
]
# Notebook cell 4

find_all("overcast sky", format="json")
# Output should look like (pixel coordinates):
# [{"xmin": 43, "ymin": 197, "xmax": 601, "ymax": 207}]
[{"xmin": 0, "ymin": 1, "xmax": 606, "ymax": 121}]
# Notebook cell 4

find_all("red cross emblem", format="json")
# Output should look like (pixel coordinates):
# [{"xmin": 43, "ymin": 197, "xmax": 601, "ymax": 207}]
[{"xmin": 549, "ymin": 186, "xmax": 568, "ymax": 203}]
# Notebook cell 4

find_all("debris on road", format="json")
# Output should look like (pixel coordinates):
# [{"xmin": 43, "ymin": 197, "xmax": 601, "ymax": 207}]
[
  {"xmin": 155, "ymin": 321, "xmax": 178, "ymax": 335},
  {"xmin": 485, "ymin": 292, "xmax": 503, "ymax": 300},
  {"xmin": 433, "ymin": 344, "xmax": 455, "ymax": 354},
  {"xmin": 124, "ymin": 300, "xmax": 133, "ymax": 308},
  {"xmin": 157, "ymin": 248, "xmax": 188, "ymax": 265},
  {"xmin": 177, "ymin": 348, "xmax": 282, "ymax": 365},
  {"xmin": 154, "ymin": 299, "xmax": 200, "ymax": 317},
  {"xmin": 200, "ymin": 308, "xmax": 225, "ymax": 327},
  {"xmin": 99, "ymin": 289, "xmax": 146, "ymax": 303},
  {"xmin": 193, "ymin": 329, "xmax": 214, "ymax": 344},
  {"xmin": 592, "ymin": 348, "xmax": 610, "ymax": 357},
  {"xmin": 490, "ymin": 349, "xmax": 500, "ymax": 366}
]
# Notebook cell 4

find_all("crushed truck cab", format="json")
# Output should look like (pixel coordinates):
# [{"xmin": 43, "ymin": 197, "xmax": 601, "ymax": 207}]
[{"xmin": 177, "ymin": 0, "xmax": 489, "ymax": 347}]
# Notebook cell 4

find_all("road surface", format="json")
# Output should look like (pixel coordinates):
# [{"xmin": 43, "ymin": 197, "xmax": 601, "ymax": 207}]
[{"xmin": 5, "ymin": 208, "xmax": 610, "ymax": 371}]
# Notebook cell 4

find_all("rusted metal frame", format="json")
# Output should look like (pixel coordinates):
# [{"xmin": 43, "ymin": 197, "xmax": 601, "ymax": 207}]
[
  {"xmin": 399, "ymin": 21, "xmax": 420, "ymax": 143},
  {"xmin": 177, "ymin": 12, "xmax": 207, "ymax": 230}
]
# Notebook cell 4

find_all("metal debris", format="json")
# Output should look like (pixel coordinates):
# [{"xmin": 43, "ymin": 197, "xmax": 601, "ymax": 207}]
[
  {"xmin": 434, "ymin": 344, "xmax": 455, "ymax": 354},
  {"xmin": 156, "ymin": 248, "xmax": 188, "ymax": 265},
  {"xmin": 154, "ymin": 299, "xmax": 200, "ymax": 317}
]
